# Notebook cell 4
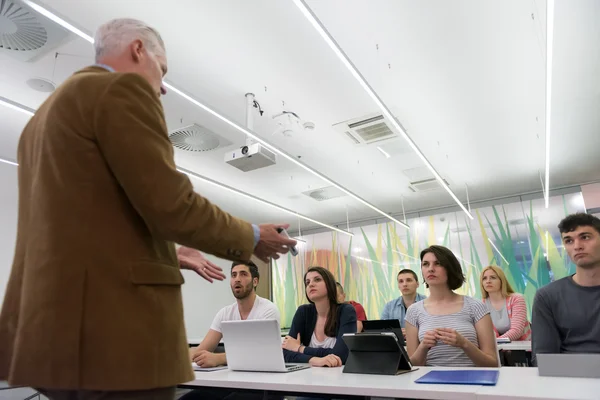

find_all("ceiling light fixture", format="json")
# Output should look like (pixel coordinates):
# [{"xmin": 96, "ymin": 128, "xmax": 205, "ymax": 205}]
[
  {"xmin": 292, "ymin": 0, "xmax": 473, "ymax": 221},
  {"xmin": 376, "ymin": 146, "xmax": 391, "ymax": 159},
  {"xmin": 544, "ymin": 0, "xmax": 555, "ymax": 209},
  {"xmin": 487, "ymin": 238, "xmax": 509, "ymax": 264},
  {"xmin": 0, "ymin": 96, "xmax": 35, "ymax": 117},
  {"xmin": 20, "ymin": 0, "xmax": 409, "ymax": 231},
  {"xmin": 0, "ymin": 97, "xmax": 353, "ymax": 237}
]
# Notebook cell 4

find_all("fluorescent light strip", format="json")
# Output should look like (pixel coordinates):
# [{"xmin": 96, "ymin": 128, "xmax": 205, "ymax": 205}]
[
  {"xmin": 0, "ymin": 96, "xmax": 35, "ymax": 117},
  {"xmin": 0, "ymin": 158, "xmax": 18, "ymax": 167},
  {"xmin": 21, "ymin": 0, "xmax": 409, "ymax": 231},
  {"xmin": 177, "ymin": 167, "xmax": 352, "ymax": 236},
  {"xmin": 0, "ymin": 96, "xmax": 352, "ymax": 236},
  {"xmin": 544, "ymin": 0, "xmax": 555, "ymax": 209},
  {"xmin": 487, "ymin": 238, "xmax": 509, "ymax": 264},
  {"xmin": 292, "ymin": 0, "xmax": 474, "ymax": 221},
  {"xmin": 376, "ymin": 146, "xmax": 391, "ymax": 158}
]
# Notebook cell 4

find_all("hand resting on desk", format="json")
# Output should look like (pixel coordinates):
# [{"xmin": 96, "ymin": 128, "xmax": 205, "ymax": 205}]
[
  {"xmin": 309, "ymin": 354, "xmax": 342, "ymax": 368},
  {"xmin": 192, "ymin": 349, "xmax": 226, "ymax": 368}
]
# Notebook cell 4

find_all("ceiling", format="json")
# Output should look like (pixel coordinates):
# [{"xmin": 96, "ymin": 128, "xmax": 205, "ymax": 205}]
[{"xmin": 0, "ymin": 0, "xmax": 599, "ymax": 235}]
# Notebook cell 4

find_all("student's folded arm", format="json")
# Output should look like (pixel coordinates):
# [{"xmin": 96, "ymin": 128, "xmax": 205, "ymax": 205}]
[
  {"xmin": 302, "ymin": 305, "xmax": 357, "ymax": 363},
  {"xmin": 94, "ymin": 74, "xmax": 253, "ymax": 261},
  {"xmin": 499, "ymin": 295, "xmax": 528, "ymax": 341},
  {"xmin": 531, "ymin": 290, "xmax": 561, "ymax": 365}
]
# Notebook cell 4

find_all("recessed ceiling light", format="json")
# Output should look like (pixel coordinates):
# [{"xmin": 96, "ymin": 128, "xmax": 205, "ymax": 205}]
[
  {"xmin": 26, "ymin": 77, "xmax": 56, "ymax": 93},
  {"xmin": 376, "ymin": 146, "xmax": 391, "ymax": 158}
]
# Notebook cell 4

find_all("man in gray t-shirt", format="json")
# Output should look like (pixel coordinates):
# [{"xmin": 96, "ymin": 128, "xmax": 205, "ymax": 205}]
[{"xmin": 532, "ymin": 213, "xmax": 600, "ymax": 364}]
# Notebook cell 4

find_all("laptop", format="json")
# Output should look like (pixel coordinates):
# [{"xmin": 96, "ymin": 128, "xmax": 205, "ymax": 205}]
[
  {"xmin": 221, "ymin": 319, "xmax": 309, "ymax": 373},
  {"xmin": 362, "ymin": 319, "xmax": 405, "ymax": 346},
  {"xmin": 537, "ymin": 353, "xmax": 600, "ymax": 378}
]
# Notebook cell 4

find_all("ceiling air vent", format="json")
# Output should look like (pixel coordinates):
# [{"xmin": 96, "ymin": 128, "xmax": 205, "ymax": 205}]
[
  {"xmin": 408, "ymin": 178, "xmax": 448, "ymax": 193},
  {"xmin": 169, "ymin": 123, "xmax": 232, "ymax": 152},
  {"xmin": 302, "ymin": 186, "xmax": 347, "ymax": 202},
  {"xmin": 0, "ymin": 0, "xmax": 72, "ymax": 62},
  {"xmin": 333, "ymin": 112, "xmax": 400, "ymax": 145}
]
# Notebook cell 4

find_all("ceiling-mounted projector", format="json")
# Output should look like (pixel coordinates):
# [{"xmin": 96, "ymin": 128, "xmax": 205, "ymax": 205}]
[{"xmin": 224, "ymin": 143, "xmax": 277, "ymax": 172}]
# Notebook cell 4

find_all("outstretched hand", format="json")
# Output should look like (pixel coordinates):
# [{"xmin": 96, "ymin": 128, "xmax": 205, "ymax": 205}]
[
  {"xmin": 254, "ymin": 223, "xmax": 297, "ymax": 263},
  {"xmin": 177, "ymin": 246, "xmax": 226, "ymax": 283}
]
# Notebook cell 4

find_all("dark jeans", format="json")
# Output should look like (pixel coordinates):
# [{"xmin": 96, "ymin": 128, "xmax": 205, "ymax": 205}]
[{"xmin": 179, "ymin": 388, "xmax": 282, "ymax": 400}]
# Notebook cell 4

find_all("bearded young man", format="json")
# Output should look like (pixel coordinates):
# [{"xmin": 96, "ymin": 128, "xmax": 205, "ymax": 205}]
[
  {"xmin": 190, "ymin": 262, "xmax": 280, "ymax": 367},
  {"xmin": 532, "ymin": 213, "xmax": 600, "ymax": 363}
]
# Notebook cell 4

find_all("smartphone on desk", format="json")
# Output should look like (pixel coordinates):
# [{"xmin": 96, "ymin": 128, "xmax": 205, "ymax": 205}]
[{"xmin": 276, "ymin": 227, "xmax": 299, "ymax": 256}]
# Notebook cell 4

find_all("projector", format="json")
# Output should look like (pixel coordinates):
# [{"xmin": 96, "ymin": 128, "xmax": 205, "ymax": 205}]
[{"xmin": 224, "ymin": 143, "xmax": 277, "ymax": 172}]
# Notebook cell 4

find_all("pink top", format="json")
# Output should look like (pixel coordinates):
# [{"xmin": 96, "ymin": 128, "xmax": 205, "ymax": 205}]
[{"xmin": 483, "ymin": 293, "xmax": 531, "ymax": 341}]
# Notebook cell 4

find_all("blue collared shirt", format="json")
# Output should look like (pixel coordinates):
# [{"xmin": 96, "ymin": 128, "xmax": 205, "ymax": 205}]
[
  {"xmin": 92, "ymin": 62, "xmax": 260, "ymax": 248},
  {"xmin": 380, "ymin": 293, "xmax": 427, "ymax": 328}
]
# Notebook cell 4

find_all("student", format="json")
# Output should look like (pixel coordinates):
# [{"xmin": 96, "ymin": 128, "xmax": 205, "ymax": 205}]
[
  {"xmin": 481, "ymin": 265, "xmax": 530, "ymax": 341},
  {"xmin": 189, "ymin": 261, "xmax": 280, "ymax": 367},
  {"xmin": 282, "ymin": 267, "xmax": 357, "ymax": 367},
  {"xmin": 532, "ymin": 213, "xmax": 600, "ymax": 362},
  {"xmin": 405, "ymin": 245, "xmax": 498, "ymax": 367},
  {"xmin": 336, "ymin": 282, "xmax": 367, "ymax": 332},
  {"xmin": 381, "ymin": 269, "xmax": 427, "ymax": 335}
]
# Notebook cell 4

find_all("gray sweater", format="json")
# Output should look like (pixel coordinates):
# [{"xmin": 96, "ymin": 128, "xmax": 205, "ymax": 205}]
[{"xmin": 531, "ymin": 275, "xmax": 600, "ymax": 364}]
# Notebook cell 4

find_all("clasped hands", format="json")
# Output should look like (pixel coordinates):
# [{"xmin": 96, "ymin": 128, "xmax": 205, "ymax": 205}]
[
  {"xmin": 191, "ymin": 349, "xmax": 225, "ymax": 368},
  {"xmin": 282, "ymin": 333, "xmax": 342, "ymax": 368},
  {"xmin": 419, "ymin": 328, "xmax": 466, "ymax": 349}
]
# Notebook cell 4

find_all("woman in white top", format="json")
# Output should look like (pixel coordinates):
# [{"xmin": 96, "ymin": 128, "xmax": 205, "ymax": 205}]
[{"xmin": 405, "ymin": 245, "xmax": 498, "ymax": 367}]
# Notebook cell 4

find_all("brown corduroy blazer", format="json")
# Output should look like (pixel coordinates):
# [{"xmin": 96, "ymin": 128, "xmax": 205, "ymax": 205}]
[{"xmin": 0, "ymin": 66, "xmax": 254, "ymax": 390}]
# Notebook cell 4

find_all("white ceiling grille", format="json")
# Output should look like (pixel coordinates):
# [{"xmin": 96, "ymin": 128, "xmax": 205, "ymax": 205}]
[
  {"xmin": 0, "ymin": 0, "xmax": 46, "ymax": 51},
  {"xmin": 333, "ymin": 112, "xmax": 400, "ymax": 145},
  {"xmin": 169, "ymin": 123, "xmax": 232, "ymax": 152},
  {"xmin": 408, "ymin": 178, "xmax": 449, "ymax": 193},
  {"xmin": 302, "ymin": 186, "xmax": 347, "ymax": 202},
  {"xmin": 0, "ymin": 0, "xmax": 71, "ymax": 62}
]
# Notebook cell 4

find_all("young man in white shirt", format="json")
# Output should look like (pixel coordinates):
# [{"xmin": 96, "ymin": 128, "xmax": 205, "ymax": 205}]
[{"xmin": 190, "ymin": 261, "xmax": 280, "ymax": 367}]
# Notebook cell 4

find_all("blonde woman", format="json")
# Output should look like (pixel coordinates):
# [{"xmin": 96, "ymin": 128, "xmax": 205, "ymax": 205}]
[{"xmin": 481, "ymin": 266, "xmax": 531, "ymax": 341}]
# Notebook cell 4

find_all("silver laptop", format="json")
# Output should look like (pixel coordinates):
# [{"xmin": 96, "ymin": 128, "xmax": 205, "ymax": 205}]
[
  {"xmin": 537, "ymin": 353, "xmax": 600, "ymax": 378},
  {"xmin": 221, "ymin": 319, "xmax": 309, "ymax": 373}
]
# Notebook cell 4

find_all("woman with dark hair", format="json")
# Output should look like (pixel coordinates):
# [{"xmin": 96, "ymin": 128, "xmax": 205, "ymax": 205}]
[
  {"xmin": 281, "ymin": 266, "xmax": 357, "ymax": 367},
  {"xmin": 405, "ymin": 245, "xmax": 498, "ymax": 367}
]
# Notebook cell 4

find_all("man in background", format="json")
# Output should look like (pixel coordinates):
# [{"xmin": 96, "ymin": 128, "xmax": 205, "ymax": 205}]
[
  {"xmin": 532, "ymin": 213, "xmax": 600, "ymax": 364},
  {"xmin": 336, "ymin": 282, "xmax": 366, "ymax": 332},
  {"xmin": 190, "ymin": 261, "xmax": 280, "ymax": 367},
  {"xmin": 0, "ymin": 18, "xmax": 295, "ymax": 400},
  {"xmin": 381, "ymin": 269, "xmax": 426, "ymax": 335}
]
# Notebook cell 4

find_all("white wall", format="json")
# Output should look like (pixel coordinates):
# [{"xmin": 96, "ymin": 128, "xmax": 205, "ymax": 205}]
[
  {"xmin": 0, "ymin": 162, "xmax": 234, "ymax": 340},
  {"xmin": 0, "ymin": 163, "xmax": 18, "ymax": 305},
  {"xmin": 181, "ymin": 258, "xmax": 235, "ymax": 340}
]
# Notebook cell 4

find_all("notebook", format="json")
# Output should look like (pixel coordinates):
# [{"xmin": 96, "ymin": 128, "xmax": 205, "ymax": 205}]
[
  {"xmin": 415, "ymin": 370, "xmax": 499, "ymax": 386},
  {"xmin": 192, "ymin": 363, "xmax": 227, "ymax": 372}
]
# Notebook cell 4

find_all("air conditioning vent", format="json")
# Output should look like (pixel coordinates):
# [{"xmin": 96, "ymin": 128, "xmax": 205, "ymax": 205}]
[
  {"xmin": 0, "ymin": 0, "xmax": 72, "ymax": 62},
  {"xmin": 334, "ymin": 112, "xmax": 401, "ymax": 145},
  {"xmin": 302, "ymin": 186, "xmax": 347, "ymax": 202},
  {"xmin": 408, "ymin": 178, "xmax": 448, "ymax": 193},
  {"xmin": 169, "ymin": 123, "xmax": 232, "ymax": 152}
]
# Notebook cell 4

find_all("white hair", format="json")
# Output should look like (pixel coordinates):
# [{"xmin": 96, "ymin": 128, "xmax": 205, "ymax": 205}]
[{"xmin": 94, "ymin": 18, "xmax": 165, "ymax": 62}]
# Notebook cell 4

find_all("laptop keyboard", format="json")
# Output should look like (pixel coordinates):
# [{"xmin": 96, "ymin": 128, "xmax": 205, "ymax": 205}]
[{"xmin": 285, "ymin": 364, "xmax": 306, "ymax": 371}]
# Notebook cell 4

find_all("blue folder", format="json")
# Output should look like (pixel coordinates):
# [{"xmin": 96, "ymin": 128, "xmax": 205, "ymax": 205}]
[{"xmin": 415, "ymin": 370, "xmax": 499, "ymax": 386}]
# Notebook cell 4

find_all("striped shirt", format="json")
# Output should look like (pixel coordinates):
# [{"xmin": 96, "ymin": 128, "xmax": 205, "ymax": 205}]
[{"xmin": 405, "ymin": 296, "xmax": 489, "ymax": 367}]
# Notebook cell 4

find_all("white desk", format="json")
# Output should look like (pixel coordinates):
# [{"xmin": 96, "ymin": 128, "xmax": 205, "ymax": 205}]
[
  {"xmin": 182, "ymin": 367, "xmax": 480, "ymax": 400},
  {"xmin": 497, "ymin": 341, "xmax": 531, "ymax": 352},
  {"xmin": 181, "ymin": 367, "xmax": 600, "ymax": 400},
  {"xmin": 477, "ymin": 367, "xmax": 600, "ymax": 400}
]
